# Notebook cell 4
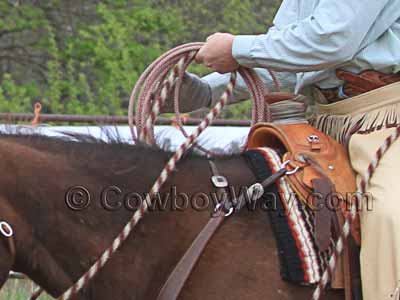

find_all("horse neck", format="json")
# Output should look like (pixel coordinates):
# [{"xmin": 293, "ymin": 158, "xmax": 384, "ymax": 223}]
[{"xmin": 3, "ymin": 139, "xmax": 256, "ymax": 299}]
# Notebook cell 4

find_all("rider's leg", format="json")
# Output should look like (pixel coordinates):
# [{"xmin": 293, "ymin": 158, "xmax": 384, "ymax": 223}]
[{"xmin": 349, "ymin": 127, "xmax": 400, "ymax": 300}]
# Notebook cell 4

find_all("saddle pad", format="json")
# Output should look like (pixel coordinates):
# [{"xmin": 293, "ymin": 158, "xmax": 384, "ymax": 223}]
[{"xmin": 244, "ymin": 147, "xmax": 334, "ymax": 284}]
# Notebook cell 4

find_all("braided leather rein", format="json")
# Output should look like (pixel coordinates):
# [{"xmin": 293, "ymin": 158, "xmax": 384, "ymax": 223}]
[
  {"xmin": 312, "ymin": 126, "xmax": 400, "ymax": 300},
  {"xmin": 52, "ymin": 43, "xmax": 271, "ymax": 300},
  {"xmin": 27, "ymin": 42, "xmax": 396, "ymax": 300}
]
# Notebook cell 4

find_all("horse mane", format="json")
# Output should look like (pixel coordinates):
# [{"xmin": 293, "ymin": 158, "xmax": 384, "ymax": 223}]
[
  {"xmin": 0, "ymin": 127, "xmax": 241, "ymax": 177},
  {"xmin": 0, "ymin": 125, "xmax": 242, "ymax": 153}
]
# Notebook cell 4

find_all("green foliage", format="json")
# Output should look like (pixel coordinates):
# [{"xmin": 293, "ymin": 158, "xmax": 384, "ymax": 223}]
[
  {"xmin": 171, "ymin": 0, "xmax": 279, "ymax": 39},
  {"xmin": 0, "ymin": 74, "xmax": 32, "ymax": 112},
  {"xmin": 0, "ymin": 0, "xmax": 280, "ymax": 118},
  {"xmin": 0, "ymin": 279, "xmax": 53, "ymax": 300},
  {"xmin": 221, "ymin": 100, "xmax": 253, "ymax": 119}
]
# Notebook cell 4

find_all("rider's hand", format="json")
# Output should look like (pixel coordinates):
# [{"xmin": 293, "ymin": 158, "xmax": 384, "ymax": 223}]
[
  {"xmin": 161, "ymin": 72, "xmax": 212, "ymax": 113},
  {"xmin": 195, "ymin": 33, "xmax": 239, "ymax": 74}
]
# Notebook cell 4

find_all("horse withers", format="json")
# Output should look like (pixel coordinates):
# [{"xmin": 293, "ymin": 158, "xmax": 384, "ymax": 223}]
[{"xmin": 0, "ymin": 132, "xmax": 344, "ymax": 300}]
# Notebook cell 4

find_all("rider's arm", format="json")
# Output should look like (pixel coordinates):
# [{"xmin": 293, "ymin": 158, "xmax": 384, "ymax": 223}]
[
  {"xmin": 163, "ymin": 70, "xmax": 296, "ymax": 112},
  {"xmin": 202, "ymin": 70, "xmax": 296, "ymax": 107},
  {"xmin": 232, "ymin": 0, "xmax": 390, "ymax": 72}
]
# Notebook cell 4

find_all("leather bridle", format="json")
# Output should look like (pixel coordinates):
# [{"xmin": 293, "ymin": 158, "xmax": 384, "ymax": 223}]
[{"xmin": 156, "ymin": 158, "xmax": 301, "ymax": 300}]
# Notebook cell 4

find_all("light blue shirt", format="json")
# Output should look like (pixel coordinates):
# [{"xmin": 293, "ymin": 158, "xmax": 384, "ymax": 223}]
[{"xmin": 203, "ymin": 0, "xmax": 400, "ymax": 104}]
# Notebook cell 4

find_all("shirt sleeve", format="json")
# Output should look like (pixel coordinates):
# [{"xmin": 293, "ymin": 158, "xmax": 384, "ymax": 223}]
[
  {"xmin": 202, "ymin": 69, "xmax": 297, "ymax": 106},
  {"xmin": 232, "ymin": 0, "xmax": 391, "ymax": 72}
]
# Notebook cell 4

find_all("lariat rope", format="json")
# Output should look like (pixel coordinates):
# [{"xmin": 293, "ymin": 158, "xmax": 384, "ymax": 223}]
[
  {"xmin": 312, "ymin": 126, "xmax": 400, "ymax": 300},
  {"xmin": 54, "ymin": 43, "xmax": 272, "ymax": 300},
  {"xmin": 128, "ymin": 42, "xmax": 273, "ymax": 145}
]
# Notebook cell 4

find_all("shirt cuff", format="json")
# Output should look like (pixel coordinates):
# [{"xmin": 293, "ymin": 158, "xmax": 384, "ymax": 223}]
[{"xmin": 232, "ymin": 35, "xmax": 258, "ymax": 67}]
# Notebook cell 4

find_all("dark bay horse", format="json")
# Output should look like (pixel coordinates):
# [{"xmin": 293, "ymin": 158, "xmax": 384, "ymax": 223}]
[{"xmin": 0, "ymin": 133, "xmax": 344, "ymax": 300}]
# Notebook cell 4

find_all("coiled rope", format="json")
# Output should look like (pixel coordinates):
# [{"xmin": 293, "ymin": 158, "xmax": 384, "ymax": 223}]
[{"xmin": 128, "ymin": 42, "xmax": 275, "ymax": 145}]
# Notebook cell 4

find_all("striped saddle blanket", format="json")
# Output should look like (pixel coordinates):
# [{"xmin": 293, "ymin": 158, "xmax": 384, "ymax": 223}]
[{"xmin": 244, "ymin": 147, "xmax": 335, "ymax": 285}]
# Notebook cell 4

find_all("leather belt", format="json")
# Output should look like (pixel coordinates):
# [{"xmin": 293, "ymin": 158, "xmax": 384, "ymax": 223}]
[{"xmin": 318, "ymin": 70, "xmax": 400, "ymax": 103}]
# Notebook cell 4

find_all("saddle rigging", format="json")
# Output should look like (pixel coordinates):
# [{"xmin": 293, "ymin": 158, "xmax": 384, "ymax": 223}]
[
  {"xmin": 41, "ymin": 43, "xmax": 361, "ymax": 300},
  {"xmin": 158, "ymin": 121, "xmax": 359, "ymax": 300}
]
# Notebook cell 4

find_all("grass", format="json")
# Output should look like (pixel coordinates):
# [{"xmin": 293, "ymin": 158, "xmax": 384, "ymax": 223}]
[{"xmin": 0, "ymin": 279, "xmax": 53, "ymax": 300}]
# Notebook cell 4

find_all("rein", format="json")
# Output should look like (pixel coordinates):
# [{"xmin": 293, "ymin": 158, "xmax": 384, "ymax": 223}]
[
  {"xmin": 156, "ymin": 159, "xmax": 300, "ymax": 300},
  {"xmin": 55, "ymin": 43, "xmax": 273, "ymax": 300},
  {"xmin": 18, "ymin": 42, "xmax": 400, "ymax": 300},
  {"xmin": 312, "ymin": 126, "xmax": 400, "ymax": 300}
]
